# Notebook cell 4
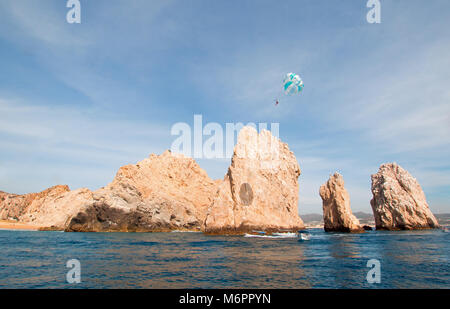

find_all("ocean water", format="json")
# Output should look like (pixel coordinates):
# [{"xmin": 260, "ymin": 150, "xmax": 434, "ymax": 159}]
[{"xmin": 0, "ymin": 228, "xmax": 448, "ymax": 289}]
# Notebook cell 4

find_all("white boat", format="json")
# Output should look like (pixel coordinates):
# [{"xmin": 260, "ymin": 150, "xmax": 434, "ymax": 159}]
[
  {"xmin": 298, "ymin": 233, "xmax": 311, "ymax": 241},
  {"xmin": 272, "ymin": 232, "xmax": 297, "ymax": 237},
  {"xmin": 243, "ymin": 231, "xmax": 297, "ymax": 238}
]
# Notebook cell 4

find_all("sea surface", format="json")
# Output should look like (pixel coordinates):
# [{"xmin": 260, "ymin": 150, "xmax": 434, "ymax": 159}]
[{"xmin": 0, "ymin": 228, "xmax": 448, "ymax": 288}]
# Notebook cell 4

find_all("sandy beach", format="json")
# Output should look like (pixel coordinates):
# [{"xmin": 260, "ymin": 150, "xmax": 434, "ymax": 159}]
[{"xmin": 0, "ymin": 220, "xmax": 42, "ymax": 231}]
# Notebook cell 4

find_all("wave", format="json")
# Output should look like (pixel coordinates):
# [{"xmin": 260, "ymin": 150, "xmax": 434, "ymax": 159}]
[{"xmin": 244, "ymin": 232, "xmax": 297, "ymax": 239}]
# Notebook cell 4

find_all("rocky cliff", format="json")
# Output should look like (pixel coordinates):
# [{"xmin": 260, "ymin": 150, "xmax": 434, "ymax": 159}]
[
  {"xmin": 319, "ymin": 173, "xmax": 363, "ymax": 233},
  {"xmin": 370, "ymin": 163, "xmax": 440, "ymax": 230},
  {"xmin": 0, "ymin": 185, "xmax": 93, "ymax": 230},
  {"xmin": 204, "ymin": 126, "xmax": 305, "ymax": 234},
  {"xmin": 66, "ymin": 150, "xmax": 219, "ymax": 232},
  {"xmin": 0, "ymin": 151, "xmax": 218, "ymax": 232},
  {"xmin": 1, "ymin": 127, "xmax": 306, "ymax": 233}
]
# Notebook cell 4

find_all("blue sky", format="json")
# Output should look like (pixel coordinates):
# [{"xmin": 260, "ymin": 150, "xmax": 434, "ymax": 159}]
[{"xmin": 0, "ymin": 0, "xmax": 449, "ymax": 213}]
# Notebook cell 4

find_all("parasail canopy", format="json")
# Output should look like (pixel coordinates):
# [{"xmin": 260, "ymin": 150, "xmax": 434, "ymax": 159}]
[{"xmin": 283, "ymin": 72, "xmax": 304, "ymax": 96}]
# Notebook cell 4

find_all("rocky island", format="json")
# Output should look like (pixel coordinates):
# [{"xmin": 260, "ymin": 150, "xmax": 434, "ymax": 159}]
[
  {"xmin": 0, "ymin": 128, "xmax": 442, "ymax": 234},
  {"xmin": 66, "ymin": 150, "xmax": 220, "ymax": 232},
  {"xmin": 319, "ymin": 173, "xmax": 364, "ymax": 233},
  {"xmin": 370, "ymin": 163, "xmax": 440, "ymax": 230},
  {"xmin": 0, "ymin": 126, "xmax": 304, "ymax": 234},
  {"xmin": 204, "ymin": 126, "xmax": 305, "ymax": 234}
]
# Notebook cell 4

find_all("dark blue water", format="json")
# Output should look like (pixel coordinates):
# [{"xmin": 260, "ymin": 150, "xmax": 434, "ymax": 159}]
[{"xmin": 0, "ymin": 229, "xmax": 448, "ymax": 288}]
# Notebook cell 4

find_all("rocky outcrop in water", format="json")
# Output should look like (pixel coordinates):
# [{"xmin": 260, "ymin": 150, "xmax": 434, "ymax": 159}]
[
  {"xmin": 66, "ymin": 151, "xmax": 219, "ymax": 232},
  {"xmin": 370, "ymin": 163, "xmax": 440, "ymax": 230},
  {"xmin": 204, "ymin": 126, "xmax": 305, "ymax": 234},
  {"xmin": 319, "ymin": 173, "xmax": 363, "ymax": 233},
  {"xmin": 0, "ymin": 127, "xmax": 308, "ymax": 233},
  {"xmin": 0, "ymin": 151, "xmax": 219, "ymax": 232}
]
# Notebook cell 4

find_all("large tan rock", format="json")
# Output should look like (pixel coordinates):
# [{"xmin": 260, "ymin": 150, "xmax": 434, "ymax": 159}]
[
  {"xmin": 204, "ymin": 126, "xmax": 304, "ymax": 234},
  {"xmin": 26, "ymin": 188, "xmax": 93, "ymax": 229},
  {"xmin": 66, "ymin": 150, "xmax": 219, "ymax": 232},
  {"xmin": 0, "ymin": 190, "xmax": 41, "ymax": 222},
  {"xmin": 319, "ymin": 173, "xmax": 363, "ymax": 233},
  {"xmin": 1, "ymin": 134, "xmax": 306, "ymax": 234},
  {"xmin": 370, "ymin": 163, "xmax": 440, "ymax": 230},
  {"xmin": 0, "ymin": 185, "xmax": 93, "ymax": 230}
]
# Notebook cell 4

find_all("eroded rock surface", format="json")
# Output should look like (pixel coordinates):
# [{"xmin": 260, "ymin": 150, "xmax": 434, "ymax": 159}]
[
  {"xmin": 370, "ymin": 163, "xmax": 440, "ymax": 230},
  {"xmin": 0, "ymin": 186, "xmax": 93, "ymax": 230},
  {"xmin": 319, "ymin": 173, "xmax": 363, "ymax": 233},
  {"xmin": 204, "ymin": 126, "xmax": 304, "ymax": 234},
  {"xmin": 1, "ymin": 128, "xmax": 309, "ymax": 234},
  {"xmin": 66, "ymin": 151, "xmax": 219, "ymax": 232}
]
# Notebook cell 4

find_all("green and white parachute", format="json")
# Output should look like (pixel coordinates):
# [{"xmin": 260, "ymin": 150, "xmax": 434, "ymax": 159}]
[{"xmin": 283, "ymin": 72, "xmax": 304, "ymax": 95}]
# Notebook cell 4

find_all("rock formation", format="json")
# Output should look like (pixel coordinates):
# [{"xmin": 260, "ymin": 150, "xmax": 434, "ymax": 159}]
[
  {"xmin": 31, "ymin": 189, "xmax": 94, "ymax": 230},
  {"xmin": 0, "ymin": 151, "xmax": 219, "ymax": 232},
  {"xmin": 204, "ymin": 126, "xmax": 305, "ymax": 234},
  {"xmin": 0, "ymin": 185, "xmax": 70, "ymax": 223},
  {"xmin": 1, "ymin": 127, "xmax": 308, "ymax": 234},
  {"xmin": 66, "ymin": 150, "xmax": 219, "ymax": 232},
  {"xmin": 370, "ymin": 163, "xmax": 440, "ymax": 230},
  {"xmin": 0, "ymin": 185, "xmax": 93, "ymax": 230},
  {"xmin": 319, "ymin": 173, "xmax": 363, "ymax": 233},
  {"xmin": 0, "ymin": 189, "xmax": 43, "ymax": 222}
]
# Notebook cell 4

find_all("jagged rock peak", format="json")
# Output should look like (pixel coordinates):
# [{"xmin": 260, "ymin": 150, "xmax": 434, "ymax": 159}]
[
  {"xmin": 320, "ymin": 173, "xmax": 363, "ymax": 233},
  {"xmin": 204, "ymin": 126, "xmax": 304, "ymax": 234},
  {"xmin": 370, "ymin": 163, "xmax": 439, "ymax": 230}
]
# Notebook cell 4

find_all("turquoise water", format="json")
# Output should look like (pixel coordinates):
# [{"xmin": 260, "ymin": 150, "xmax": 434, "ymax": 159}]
[{"xmin": 0, "ymin": 229, "xmax": 448, "ymax": 288}]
